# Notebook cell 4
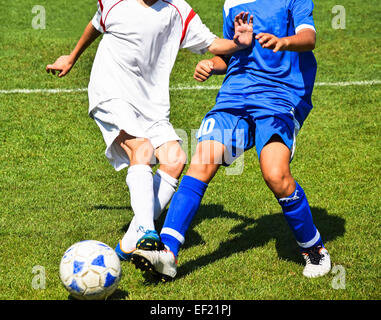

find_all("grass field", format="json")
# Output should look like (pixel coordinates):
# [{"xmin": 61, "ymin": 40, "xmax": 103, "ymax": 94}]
[{"xmin": 0, "ymin": 0, "xmax": 380, "ymax": 300}]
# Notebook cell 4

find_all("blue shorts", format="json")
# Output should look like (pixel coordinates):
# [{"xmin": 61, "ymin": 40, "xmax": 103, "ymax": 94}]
[{"xmin": 197, "ymin": 103, "xmax": 299, "ymax": 166}]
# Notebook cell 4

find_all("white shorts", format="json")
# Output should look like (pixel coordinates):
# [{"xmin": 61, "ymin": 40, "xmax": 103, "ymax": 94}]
[{"xmin": 91, "ymin": 99, "xmax": 181, "ymax": 171}]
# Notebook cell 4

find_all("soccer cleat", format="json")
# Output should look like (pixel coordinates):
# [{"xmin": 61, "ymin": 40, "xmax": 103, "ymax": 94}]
[
  {"xmin": 114, "ymin": 241, "xmax": 135, "ymax": 262},
  {"xmin": 302, "ymin": 245, "xmax": 331, "ymax": 278},
  {"xmin": 130, "ymin": 247, "xmax": 177, "ymax": 282},
  {"xmin": 136, "ymin": 230, "xmax": 164, "ymax": 251}
]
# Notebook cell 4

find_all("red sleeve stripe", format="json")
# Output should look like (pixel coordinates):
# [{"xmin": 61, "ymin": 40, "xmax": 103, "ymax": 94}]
[
  {"xmin": 163, "ymin": 0, "xmax": 196, "ymax": 45},
  {"xmin": 180, "ymin": 9, "xmax": 196, "ymax": 45},
  {"xmin": 162, "ymin": 0, "xmax": 184, "ymax": 26},
  {"xmin": 104, "ymin": 0, "xmax": 125, "ymax": 29},
  {"xmin": 99, "ymin": 0, "xmax": 126, "ymax": 32},
  {"xmin": 98, "ymin": 0, "xmax": 106, "ymax": 32},
  {"xmin": 98, "ymin": 0, "xmax": 104, "ymax": 11}
]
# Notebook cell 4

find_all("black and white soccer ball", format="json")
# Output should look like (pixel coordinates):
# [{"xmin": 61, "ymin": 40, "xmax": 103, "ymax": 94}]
[{"xmin": 59, "ymin": 240, "xmax": 122, "ymax": 300}]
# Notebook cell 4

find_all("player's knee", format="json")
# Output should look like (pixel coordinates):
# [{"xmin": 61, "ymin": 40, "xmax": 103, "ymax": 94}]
[
  {"xmin": 176, "ymin": 147, "xmax": 187, "ymax": 166},
  {"xmin": 160, "ymin": 148, "xmax": 187, "ymax": 178},
  {"xmin": 187, "ymin": 163, "xmax": 217, "ymax": 183},
  {"xmin": 131, "ymin": 141, "xmax": 155, "ymax": 165},
  {"xmin": 193, "ymin": 140, "xmax": 225, "ymax": 166},
  {"xmin": 262, "ymin": 168, "xmax": 294, "ymax": 198},
  {"xmin": 186, "ymin": 141, "xmax": 224, "ymax": 183},
  {"xmin": 187, "ymin": 152, "xmax": 219, "ymax": 183}
]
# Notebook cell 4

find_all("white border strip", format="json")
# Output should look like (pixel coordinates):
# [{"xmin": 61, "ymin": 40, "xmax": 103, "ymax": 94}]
[
  {"xmin": 0, "ymin": 80, "xmax": 380, "ymax": 94},
  {"xmin": 161, "ymin": 227, "xmax": 185, "ymax": 244},
  {"xmin": 297, "ymin": 230, "xmax": 321, "ymax": 249}
]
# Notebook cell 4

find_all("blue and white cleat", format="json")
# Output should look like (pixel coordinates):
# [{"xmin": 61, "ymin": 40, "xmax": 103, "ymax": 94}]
[
  {"xmin": 131, "ymin": 247, "xmax": 177, "ymax": 282},
  {"xmin": 302, "ymin": 245, "xmax": 331, "ymax": 278},
  {"xmin": 115, "ymin": 241, "xmax": 136, "ymax": 262},
  {"xmin": 136, "ymin": 230, "xmax": 164, "ymax": 251}
]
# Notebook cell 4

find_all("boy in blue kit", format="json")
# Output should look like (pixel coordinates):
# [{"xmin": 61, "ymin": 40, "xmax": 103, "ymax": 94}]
[{"xmin": 131, "ymin": 0, "xmax": 331, "ymax": 280}]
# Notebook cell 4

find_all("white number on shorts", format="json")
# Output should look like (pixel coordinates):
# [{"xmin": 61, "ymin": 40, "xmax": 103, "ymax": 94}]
[{"xmin": 197, "ymin": 118, "xmax": 216, "ymax": 138}]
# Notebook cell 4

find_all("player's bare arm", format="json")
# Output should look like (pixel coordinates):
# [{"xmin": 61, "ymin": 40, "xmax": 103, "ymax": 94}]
[
  {"xmin": 256, "ymin": 28, "xmax": 316, "ymax": 53},
  {"xmin": 193, "ymin": 55, "xmax": 229, "ymax": 82},
  {"xmin": 208, "ymin": 12, "xmax": 253, "ymax": 55},
  {"xmin": 46, "ymin": 21, "xmax": 101, "ymax": 77}
]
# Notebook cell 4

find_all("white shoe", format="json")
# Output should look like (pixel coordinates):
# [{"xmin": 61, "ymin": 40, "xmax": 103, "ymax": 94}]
[
  {"xmin": 302, "ymin": 246, "xmax": 331, "ymax": 278},
  {"xmin": 131, "ymin": 247, "xmax": 177, "ymax": 281}
]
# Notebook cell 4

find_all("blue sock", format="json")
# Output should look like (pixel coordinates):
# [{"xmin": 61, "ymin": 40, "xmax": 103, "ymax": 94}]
[
  {"xmin": 278, "ymin": 181, "xmax": 323, "ymax": 251},
  {"xmin": 160, "ymin": 175, "xmax": 208, "ymax": 257}
]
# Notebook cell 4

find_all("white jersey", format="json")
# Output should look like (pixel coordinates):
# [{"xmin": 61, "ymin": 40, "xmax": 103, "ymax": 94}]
[{"xmin": 89, "ymin": 0, "xmax": 217, "ymax": 122}]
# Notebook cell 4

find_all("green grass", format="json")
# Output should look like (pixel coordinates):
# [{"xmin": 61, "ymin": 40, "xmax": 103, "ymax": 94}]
[{"xmin": 0, "ymin": 0, "xmax": 380, "ymax": 300}]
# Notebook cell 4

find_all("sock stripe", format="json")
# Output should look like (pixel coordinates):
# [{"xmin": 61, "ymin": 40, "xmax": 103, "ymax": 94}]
[
  {"xmin": 161, "ymin": 227, "xmax": 185, "ymax": 244},
  {"xmin": 297, "ymin": 229, "xmax": 321, "ymax": 248}
]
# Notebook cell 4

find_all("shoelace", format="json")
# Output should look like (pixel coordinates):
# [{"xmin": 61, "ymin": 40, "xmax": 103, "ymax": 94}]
[{"xmin": 303, "ymin": 246, "xmax": 324, "ymax": 265}]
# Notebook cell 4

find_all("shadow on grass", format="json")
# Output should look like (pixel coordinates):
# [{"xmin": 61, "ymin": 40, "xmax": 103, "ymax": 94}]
[
  {"xmin": 107, "ymin": 288, "xmax": 129, "ymax": 300},
  {"xmin": 163, "ymin": 205, "xmax": 345, "ymax": 280},
  {"xmin": 67, "ymin": 288, "xmax": 129, "ymax": 300}
]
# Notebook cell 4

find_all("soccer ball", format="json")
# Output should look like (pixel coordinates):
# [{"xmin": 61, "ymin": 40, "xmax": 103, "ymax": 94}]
[{"xmin": 59, "ymin": 240, "xmax": 122, "ymax": 300}]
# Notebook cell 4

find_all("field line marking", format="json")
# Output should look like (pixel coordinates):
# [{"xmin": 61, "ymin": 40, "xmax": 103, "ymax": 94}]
[
  {"xmin": 314, "ymin": 80, "xmax": 381, "ymax": 87},
  {"xmin": 0, "ymin": 88, "xmax": 88, "ymax": 94},
  {"xmin": 0, "ymin": 80, "xmax": 380, "ymax": 94}
]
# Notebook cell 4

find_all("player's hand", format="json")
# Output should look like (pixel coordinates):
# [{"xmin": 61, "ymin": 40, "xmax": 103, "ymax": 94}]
[
  {"xmin": 46, "ymin": 55, "xmax": 75, "ymax": 77},
  {"xmin": 255, "ymin": 33, "xmax": 289, "ymax": 53},
  {"xmin": 193, "ymin": 59, "xmax": 214, "ymax": 82},
  {"xmin": 233, "ymin": 12, "xmax": 254, "ymax": 49}
]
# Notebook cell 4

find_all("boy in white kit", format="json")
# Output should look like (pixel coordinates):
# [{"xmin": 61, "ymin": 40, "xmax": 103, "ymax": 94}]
[{"xmin": 46, "ymin": 0, "xmax": 253, "ymax": 261}]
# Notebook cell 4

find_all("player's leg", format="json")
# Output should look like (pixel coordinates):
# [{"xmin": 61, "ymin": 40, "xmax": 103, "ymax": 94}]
[
  {"xmin": 157, "ymin": 112, "xmax": 233, "ymax": 261},
  {"xmin": 115, "ymin": 130, "xmax": 160, "ymax": 259},
  {"xmin": 257, "ymin": 118, "xmax": 330, "ymax": 278},
  {"xmin": 91, "ymin": 102, "xmax": 160, "ymax": 260},
  {"xmin": 131, "ymin": 140, "xmax": 224, "ymax": 280},
  {"xmin": 186, "ymin": 139, "xmax": 225, "ymax": 183},
  {"xmin": 131, "ymin": 110, "xmax": 252, "ymax": 280},
  {"xmin": 259, "ymin": 135, "xmax": 296, "ymax": 198},
  {"xmin": 153, "ymin": 140, "xmax": 187, "ymax": 219},
  {"xmin": 118, "ymin": 140, "xmax": 186, "ymax": 260},
  {"xmin": 159, "ymin": 139, "xmax": 224, "ymax": 254},
  {"xmin": 130, "ymin": 140, "xmax": 186, "ymax": 251}
]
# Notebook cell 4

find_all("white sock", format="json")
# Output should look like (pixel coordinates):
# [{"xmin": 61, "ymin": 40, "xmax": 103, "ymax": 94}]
[
  {"xmin": 120, "ymin": 216, "xmax": 139, "ymax": 252},
  {"xmin": 121, "ymin": 168, "xmax": 178, "ymax": 251},
  {"xmin": 126, "ymin": 164, "xmax": 155, "ymax": 234},
  {"xmin": 153, "ymin": 169, "xmax": 178, "ymax": 220}
]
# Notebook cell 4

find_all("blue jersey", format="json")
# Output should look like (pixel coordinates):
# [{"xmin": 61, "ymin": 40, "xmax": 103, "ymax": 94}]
[{"xmin": 216, "ymin": 0, "xmax": 317, "ymax": 127}]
